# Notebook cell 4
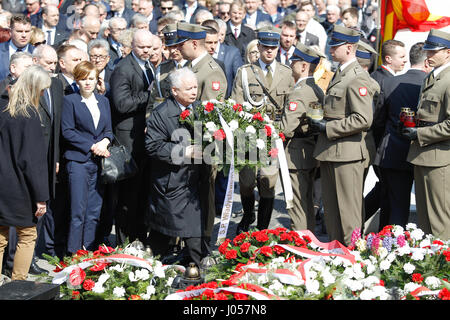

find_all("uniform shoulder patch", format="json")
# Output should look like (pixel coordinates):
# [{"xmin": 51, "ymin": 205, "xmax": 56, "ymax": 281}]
[
  {"xmin": 359, "ymin": 87, "xmax": 368, "ymax": 96},
  {"xmin": 212, "ymin": 81, "xmax": 220, "ymax": 91}
]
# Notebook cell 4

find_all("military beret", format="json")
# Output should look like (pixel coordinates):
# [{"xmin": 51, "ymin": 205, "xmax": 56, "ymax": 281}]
[
  {"xmin": 328, "ymin": 25, "xmax": 361, "ymax": 47},
  {"xmin": 290, "ymin": 42, "xmax": 322, "ymax": 64},
  {"xmin": 423, "ymin": 28, "xmax": 450, "ymax": 51},
  {"xmin": 356, "ymin": 40, "xmax": 378, "ymax": 60},
  {"xmin": 257, "ymin": 25, "xmax": 281, "ymax": 47}
]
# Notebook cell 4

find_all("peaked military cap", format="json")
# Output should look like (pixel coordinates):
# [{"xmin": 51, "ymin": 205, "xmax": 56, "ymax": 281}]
[
  {"xmin": 257, "ymin": 25, "xmax": 281, "ymax": 47},
  {"xmin": 162, "ymin": 23, "xmax": 179, "ymax": 46},
  {"xmin": 423, "ymin": 29, "xmax": 450, "ymax": 50},
  {"xmin": 356, "ymin": 40, "xmax": 378, "ymax": 60},
  {"xmin": 290, "ymin": 42, "xmax": 322, "ymax": 64},
  {"xmin": 328, "ymin": 25, "xmax": 361, "ymax": 47},
  {"xmin": 176, "ymin": 22, "xmax": 209, "ymax": 44}
]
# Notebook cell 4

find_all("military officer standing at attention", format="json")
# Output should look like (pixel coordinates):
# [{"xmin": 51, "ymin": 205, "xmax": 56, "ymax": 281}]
[
  {"xmin": 176, "ymin": 21, "xmax": 228, "ymax": 252},
  {"xmin": 147, "ymin": 23, "xmax": 187, "ymax": 119},
  {"xmin": 280, "ymin": 43, "xmax": 324, "ymax": 232},
  {"xmin": 404, "ymin": 29, "xmax": 450, "ymax": 240},
  {"xmin": 310, "ymin": 25, "xmax": 375, "ymax": 246},
  {"xmin": 232, "ymin": 26, "xmax": 294, "ymax": 234}
]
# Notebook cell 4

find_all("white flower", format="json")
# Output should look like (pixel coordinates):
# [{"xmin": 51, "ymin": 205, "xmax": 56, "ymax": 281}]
[
  {"xmin": 242, "ymin": 102, "xmax": 253, "ymax": 111},
  {"xmin": 97, "ymin": 273, "xmax": 110, "ymax": 286},
  {"xmin": 257, "ymin": 274, "xmax": 269, "ymax": 285},
  {"xmin": 397, "ymin": 245, "xmax": 411, "ymax": 256},
  {"xmin": 205, "ymin": 121, "xmax": 217, "ymax": 132},
  {"xmin": 166, "ymin": 277, "xmax": 175, "ymax": 287},
  {"xmin": 386, "ymin": 253, "xmax": 396, "ymax": 263},
  {"xmin": 154, "ymin": 266, "xmax": 165, "ymax": 278},
  {"xmin": 406, "ymin": 223, "xmax": 418, "ymax": 231},
  {"xmin": 424, "ymin": 276, "xmax": 441, "ymax": 289},
  {"xmin": 146, "ymin": 285, "xmax": 156, "ymax": 296},
  {"xmin": 113, "ymin": 286, "xmax": 126, "ymax": 298},
  {"xmin": 411, "ymin": 249, "xmax": 425, "ymax": 261},
  {"xmin": 403, "ymin": 262, "xmax": 415, "ymax": 274},
  {"xmin": 92, "ymin": 283, "xmax": 105, "ymax": 294},
  {"xmin": 379, "ymin": 260, "xmax": 391, "ymax": 271},
  {"xmin": 135, "ymin": 269, "xmax": 150, "ymax": 281},
  {"xmin": 256, "ymin": 138, "xmax": 265, "ymax": 150},
  {"xmin": 410, "ymin": 229, "xmax": 424, "ymax": 241},
  {"xmin": 378, "ymin": 247, "xmax": 388, "ymax": 259},
  {"xmin": 227, "ymin": 98, "xmax": 236, "ymax": 105},
  {"xmin": 356, "ymin": 239, "xmax": 367, "ymax": 251},
  {"xmin": 305, "ymin": 279, "xmax": 320, "ymax": 295},
  {"xmin": 229, "ymin": 120, "xmax": 239, "ymax": 131},
  {"xmin": 109, "ymin": 264, "xmax": 124, "ymax": 272},
  {"xmin": 392, "ymin": 225, "xmax": 404, "ymax": 237},
  {"xmin": 203, "ymin": 131, "xmax": 213, "ymax": 142},
  {"xmin": 372, "ymin": 285, "xmax": 390, "ymax": 300},
  {"xmin": 246, "ymin": 125, "xmax": 256, "ymax": 134},
  {"xmin": 268, "ymin": 280, "xmax": 284, "ymax": 293},
  {"xmin": 360, "ymin": 289, "xmax": 377, "ymax": 300},
  {"xmin": 128, "ymin": 271, "xmax": 138, "ymax": 282},
  {"xmin": 362, "ymin": 276, "xmax": 380, "ymax": 288},
  {"xmin": 321, "ymin": 270, "xmax": 336, "ymax": 287},
  {"xmin": 344, "ymin": 279, "xmax": 363, "ymax": 292},
  {"xmin": 365, "ymin": 262, "xmax": 376, "ymax": 275},
  {"xmin": 420, "ymin": 238, "xmax": 431, "ymax": 248}
]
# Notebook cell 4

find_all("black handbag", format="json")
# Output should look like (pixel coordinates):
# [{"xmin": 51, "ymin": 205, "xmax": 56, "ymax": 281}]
[{"xmin": 100, "ymin": 137, "xmax": 138, "ymax": 184}]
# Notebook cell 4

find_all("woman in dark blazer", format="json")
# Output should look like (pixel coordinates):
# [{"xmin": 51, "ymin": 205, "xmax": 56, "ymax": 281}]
[
  {"xmin": 61, "ymin": 61, "xmax": 114, "ymax": 254},
  {"xmin": 0, "ymin": 65, "xmax": 51, "ymax": 281}
]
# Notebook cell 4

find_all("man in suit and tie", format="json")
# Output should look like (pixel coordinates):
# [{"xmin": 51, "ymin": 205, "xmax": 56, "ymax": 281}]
[
  {"xmin": 31, "ymin": 44, "xmax": 66, "ymax": 259},
  {"xmin": 370, "ymin": 39, "xmax": 407, "ymax": 85},
  {"xmin": 138, "ymin": 0, "xmax": 161, "ymax": 34},
  {"xmin": 39, "ymin": 5, "xmax": 70, "ymax": 48},
  {"xmin": 106, "ymin": 17, "xmax": 127, "ymax": 64},
  {"xmin": 88, "ymin": 39, "xmax": 114, "ymax": 96},
  {"xmin": 181, "ymin": 0, "xmax": 208, "ymax": 24},
  {"xmin": 372, "ymin": 42, "xmax": 430, "ymax": 229},
  {"xmin": 277, "ymin": 20, "xmax": 297, "ymax": 65},
  {"xmin": 110, "ymin": 29, "xmax": 155, "ymax": 246},
  {"xmin": 224, "ymin": 1, "xmax": 256, "ymax": 60},
  {"xmin": 30, "ymin": 1, "xmax": 71, "ymax": 33},
  {"xmin": 107, "ymin": 0, "xmax": 136, "ymax": 26},
  {"xmin": 295, "ymin": 10, "xmax": 320, "ymax": 48},
  {"xmin": 232, "ymin": 25, "xmax": 294, "ymax": 234},
  {"xmin": 56, "ymin": 44, "xmax": 85, "ymax": 96},
  {"xmin": 310, "ymin": 25, "xmax": 377, "ymax": 246},
  {"xmin": 0, "ymin": 14, "xmax": 34, "ymax": 81},
  {"xmin": 404, "ymin": 29, "xmax": 450, "ymax": 240},
  {"xmin": 243, "ymin": 0, "xmax": 271, "ymax": 30}
]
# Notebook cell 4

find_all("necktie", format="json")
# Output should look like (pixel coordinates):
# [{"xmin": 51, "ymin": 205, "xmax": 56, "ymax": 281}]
[
  {"xmin": 425, "ymin": 72, "xmax": 434, "ymax": 87},
  {"xmin": 234, "ymin": 28, "xmax": 238, "ymax": 39},
  {"xmin": 177, "ymin": 63, "xmax": 182, "ymax": 69},
  {"xmin": 265, "ymin": 64, "xmax": 273, "ymax": 87},
  {"xmin": 15, "ymin": 47, "xmax": 23, "ymax": 53},
  {"xmin": 185, "ymin": 61, "xmax": 192, "ymax": 69},
  {"xmin": 71, "ymin": 81, "xmax": 79, "ymax": 94},
  {"xmin": 46, "ymin": 30, "xmax": 52, "ymax": 46},
  {"xmin": 44, "ymin": 89, "xmax": 52, "ymax": 119},
  {"xmin": 144, "ymin": 61, "xmax": 154, "ymax": 85},
  {"xmin": 285, "ymin": 52, "xmax": 289, "ymax": 65}
]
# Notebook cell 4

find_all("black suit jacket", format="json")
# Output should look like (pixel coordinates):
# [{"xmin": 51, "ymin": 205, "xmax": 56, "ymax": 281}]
[
  {"xmin": 37, "ymin": 77, "xmax": 64, "ymax": 198},
  {"xmin": 145, "ymin": 96, "xmax": 203, "ymax": 238},
  {"xmin": 224, "ymin": 23, "xmax": 256, "ymax": 60},
  {"xmin": 109, "ymin": 53, "xmax": 154, "ymax": 161},
  {"xmin": 57, "ymin": 73, "xmax": 77, "ymax": 96},
  {"xmin": 374, "ymin": 69, "xmax": 427, "ymax": 170}
]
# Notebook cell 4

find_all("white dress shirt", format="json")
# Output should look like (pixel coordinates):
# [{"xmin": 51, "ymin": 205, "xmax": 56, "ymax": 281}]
[
  {"xmin": 81, "ymin": 94, "xmax": 100, "ymax": 130},
  {"xmin": 258, "ymin": 58, "xmax": 276, "ymax": 78}
]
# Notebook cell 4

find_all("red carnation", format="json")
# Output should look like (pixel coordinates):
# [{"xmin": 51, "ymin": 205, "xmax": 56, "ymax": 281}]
[
  {"xmin": 215, "ymin": 292, "xmax": 229, "ymax": 300},
  {"xmin": 53, "ymin": 261, "xmax": 68, "ymax": 273},
  {"xmin": 260, "ymin": 246, "xmax": 273, "ymax": 257},
  {"xmin": 213, "ymin": 129, "xmax": 226, "ymax": 141},
  {"xmin": 180, "ymin": 109, "xmax": 190, "ymax": 120},
  {"xmin": 225, "ymin": 249, "xmax": 237, "ymax": 260},
  {"xmin": 273, "ymin": 245, "xmax": 285, "ymax": 255},
  {"xmin": 89, "ymin": 262, "xmax": 108, "ymax": 272},
  {"xmin": 233, "ymin": 103, "xmax": 243, "ymax": 112},
  {"xmin": 98, "ymin": 245, "xmax": 115, "ymax": 254},
  {"xmin": 254, "ymin": 231, "xmax": 269, "ymax": 243},
  {"xmin": 83, "ymin": 279, "xmax": 95, "ymax": 291},
  {"xmin": 443, "ymin": 249, "xmax": 450, "ymax": 262},
  {"xmin": 129, "ymin": 295, "xmax": 142, "ymax": 300},
  {"xmin": 412, "ymin": 273, "xmax": 423, "ymax": 283},
  {"xmin": 69, "ymin": 267, "xmax": 86, "ymax": 286},
  {"xmin": 240, "ymin": 242, "xmax": 251, "ymax": 253},
  {"xmin": 438, "ymin": 288, "xmax": 450, "ymax": 300},
  {"xmin": 268, "ymin": 147, "xmax": 278, "ymax": 158},
  {"xmin": 234, "ymin": 292, "xmax": 249, "ymax": 300},
  {"xmin": 72, "ymin": 291, "xmax": 81, "ymax": 300},
  {"xmin": 264, "ymin": 125, "xmax": 272, "ymax": 137},
  {"xmin": 252, "ymin": 112, "xmax": 264, "ymax": 121},
  {"xmin": 279, "ymin": 132, "xmax": 286, "ymax": 142},
  {"xmin": 205, "ymin": 102, "xmax": 214, "ymax": 112},
  {"xmin": 218, "ymin": 239, "xmax": 231, "ymax": 255}
]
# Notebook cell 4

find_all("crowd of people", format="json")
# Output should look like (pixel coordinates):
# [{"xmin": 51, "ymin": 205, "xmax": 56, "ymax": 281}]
[{"xmin": 0, "ymin": 0, "xmax": 448, "ymax": 282}]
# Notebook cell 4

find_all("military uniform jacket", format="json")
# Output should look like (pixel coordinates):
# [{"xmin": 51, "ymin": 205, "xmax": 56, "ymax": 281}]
[
  {"xmin": 407, "ymin": 66, "xmax": 450, "ymax": 167},
  {"xmin": 147, "ymin": 59, "xmax": 176, "ymax": 118},
  {"xmin": 191, "ymin": 53, "xmax": 227, "ymax": 101},
  {"xmin": 280, "ymin": 77, "xmax": 323, "ymax": 170},
  {"xmin": 313, "ymin": 60, "xmax": 375, "ymax": 162},
  {"xmin": 231, "ymin": 61, "xmax": 294, "ymax": 119}
]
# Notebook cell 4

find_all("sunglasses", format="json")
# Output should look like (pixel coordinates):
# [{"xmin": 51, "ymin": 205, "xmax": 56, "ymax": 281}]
[{"xmin": 34, "ymin": 40, "xmax": 46, "ymax": 46}]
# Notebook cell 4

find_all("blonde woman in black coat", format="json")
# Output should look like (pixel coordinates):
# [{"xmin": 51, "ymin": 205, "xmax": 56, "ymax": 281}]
[{"xmin": 0, "ymin": 65, "xmax": 51, "ymax": 281}]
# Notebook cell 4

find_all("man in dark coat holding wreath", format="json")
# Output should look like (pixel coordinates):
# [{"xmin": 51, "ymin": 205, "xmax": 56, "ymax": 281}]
[{"xmin": 145, "ymin": 67, "xmax": 206, "ymax": 267}]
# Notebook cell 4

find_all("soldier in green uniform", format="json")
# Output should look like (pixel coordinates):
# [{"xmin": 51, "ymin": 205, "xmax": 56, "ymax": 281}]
[
  {"xmin": 176, "ymin": 21, "xmax": 228, "ymax": 250},
  {"xmin": 232, "ymin": 26, "xmax": 294, "ymax": 234},
  {"xmin": 404, "ymin": 29, "xmax": 450, "ymax": 240},
  {"xmin": 280, "ymin": 43, "xmax": 324, "ymax": 232},
  {"xmin": 309, "ymin": 25, "xmax": 376, "ymax": 246}
]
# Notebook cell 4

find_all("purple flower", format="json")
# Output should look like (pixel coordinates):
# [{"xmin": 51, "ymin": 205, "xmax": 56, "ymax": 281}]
[
  {"xmin": 382, "ymin": 236, "xmax": 394, "ymax": 252},
  {"xmin": 366, "ymin": 234, "xmax": 374, "ymax": 249}
]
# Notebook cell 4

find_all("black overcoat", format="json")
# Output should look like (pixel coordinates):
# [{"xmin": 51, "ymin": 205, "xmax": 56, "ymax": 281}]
[
  {"xmin": 0, "ymin": 106, "xmax": 49, "ymax": 227},
  {"xmin": 144, "ymin": 97, "xmax": 203, "ymax": 238}
]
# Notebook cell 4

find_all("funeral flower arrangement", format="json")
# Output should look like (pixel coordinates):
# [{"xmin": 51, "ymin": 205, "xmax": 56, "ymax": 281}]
[
  {"xmin": 179, "ymin": 98, "xmax": 285, "ymax": 174},
  {"xmin": 167, "ymin": 224, "xmax": 450, "ymax": 300},
  {"xmin": 43, "ymin": 242, "xmax": 183, "ymax": 300}
]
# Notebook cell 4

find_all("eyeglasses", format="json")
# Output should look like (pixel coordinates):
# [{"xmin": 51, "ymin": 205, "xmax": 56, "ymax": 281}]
[
  {"xmin": 249, "ymin": 50, "xmax": 259, "ymax": 55},
  {"xmin": 161, "ymin": 6, "xmax": 173, "ymax": 11},
  {"xmin": 34, "ymin": 40, "xmax": 46, "ymax": 46},
  {"xmin": 219, "ymin": 11, "xmax": 230, "ymax": 16},
  {"xmin": 90, "ymin": 55, "xmax": 108, "ymax": 60}
]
